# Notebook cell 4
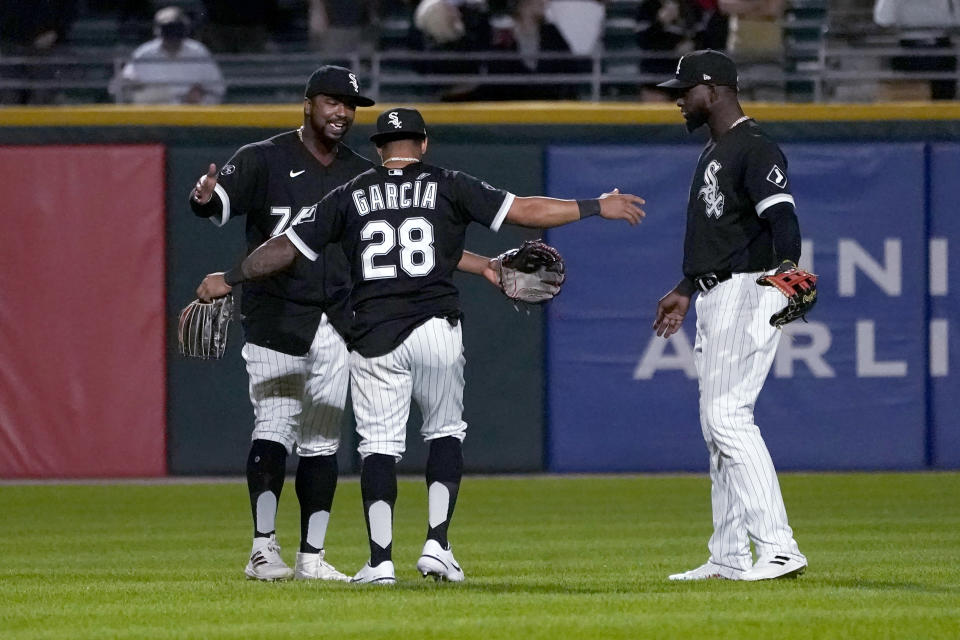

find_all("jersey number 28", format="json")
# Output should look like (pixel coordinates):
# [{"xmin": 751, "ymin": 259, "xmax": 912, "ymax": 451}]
[{"xmin": 361, "ymin": 218, "xmax": 435, "ymax": 280}]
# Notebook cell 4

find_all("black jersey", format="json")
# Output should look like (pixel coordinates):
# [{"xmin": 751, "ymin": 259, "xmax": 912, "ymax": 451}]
[
  {"xmin": 287, "ymin": 161, "xmax": 513, "ymax": 357},
  {"xmin": 682, "ymin": 119, "xmax": 796, "ymax": 278},
  {"xmin": 191, "ymin": 130, "xmax": 373, "ymax": 355}
]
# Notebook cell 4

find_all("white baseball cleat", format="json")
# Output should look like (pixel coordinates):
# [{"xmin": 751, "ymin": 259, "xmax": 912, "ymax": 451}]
[
  {"xmin": 416, "ymin": 539, "xmax": 465, "ymax": 582},
  {"xmin": 668, "ymin": 561, "xmax": 742, "ymax": 581},
  {"xmin": 244, "ymin": 535, "xmax": 294, "ymax": 581},
  {"xmin": 351, "ymin": 560, "xmax": 397, "ymax": 585},
  {"xmin": 294, "ymin": 550, "xmax": 350, "ymax": 582},
  {"xmin": 740, "ymin": 555, "xmax": 807, "ymax": 581}
]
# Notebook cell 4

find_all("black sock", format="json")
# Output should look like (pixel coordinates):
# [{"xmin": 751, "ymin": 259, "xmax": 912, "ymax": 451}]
[
  {"xmin": 360, "ymin": 453, "xmax": 397, "ymax": 566},
  {"xmin": 295, "ymin": 454, "xmax": 338, "ymax": 553},
  {"xmin": 425, "ymin": 437, "xmax": 463, "ymax": 548},
  {"xmin": 246, "ymin": 439, "xmax": 287, "ymax": 538}
]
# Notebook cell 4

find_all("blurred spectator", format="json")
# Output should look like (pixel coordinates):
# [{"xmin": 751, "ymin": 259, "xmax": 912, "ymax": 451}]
[
  {"xmin": 719, "ymin": 0, "xmax": 784, "ymax": 63},
  {"xmin": 719, "ymin": 0, "xmax": 784, "ymax": 98},
  {"xmin": 635, "ymin": 0, "xmax": 729, "ymax": 101},
  {"xmin": 0, "ymin": 0, "xmax": 77, "ymax": 56},
  {"xmin": 110, "ymin": 6, "xmax": 225, "ymax": 105},
  {"xmin": 694, "ymin": 0, "xmax": 730, "ymax": 51},
  {"xmin": 545, "ymin": 0, "xmax": 606, "ymax": 55},
  {"xmin": 199, "ymin": 0, "xmax": 279, "ymax": 53},
  {"xmin": 874, "ymin": 0, "xmax": 959, "ymax": 100},
  {"xmin": 636, "ymin": 0, "xmax": 700, "ymax": 101},
  {"xmin": 308, "ymin": 0, "xmax": 374, "ymax": 53},
  {"xmin": 409, "ymin": 0, "xmax": 493, "ymax": 98},
  {"xmin": 0, "ymin": 0, "xmax": 78, "ymax": 104},
  {"xmin": 478, "ymin": 0, "xmax": 589, "ymax": 100},
  {"xmin": 411, "ymin": 0, "xmax": 492, "ymax": 55}
]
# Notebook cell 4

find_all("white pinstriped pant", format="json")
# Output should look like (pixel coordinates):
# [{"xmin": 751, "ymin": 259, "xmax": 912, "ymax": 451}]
[
  {"xmin": 351, "ymin": 317, "xmax": 467, "ymax": 460},
  {"xmin": 694, "ymin": 272, "xmax": 805, "ymax": 571},
  {"xmin": 242, "ymin": 313, "xmax": 349, "ymax": 457}
]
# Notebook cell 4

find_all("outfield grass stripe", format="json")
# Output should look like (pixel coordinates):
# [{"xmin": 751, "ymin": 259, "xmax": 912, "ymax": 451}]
[{"xmin": 1, "ymin": 473, "xmax": 958, "ymax": 639}]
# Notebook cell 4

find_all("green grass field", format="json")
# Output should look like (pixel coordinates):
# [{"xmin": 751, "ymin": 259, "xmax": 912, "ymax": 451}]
[{"xmin": 1, "ymin": 473, "xmax": 958, "ymax": 639}]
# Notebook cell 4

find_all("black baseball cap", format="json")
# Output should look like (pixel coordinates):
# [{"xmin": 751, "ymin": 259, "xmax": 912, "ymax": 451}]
[
  {"xmin": 304, "ymin": 65, "xmax": 375, "ymax": 107},
  {"xmin": 370, "ymin": 107, "xmax": 428, "ymax": 146},
  {"xmin": 657, "ymin": 50, "xmax": 738, "ymax": 90}
]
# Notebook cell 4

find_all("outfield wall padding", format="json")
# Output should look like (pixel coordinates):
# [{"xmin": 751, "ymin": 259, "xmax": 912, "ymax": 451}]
[{"xmin": 0, "ymin": 145, "xmax": 167, "ymax": 478}]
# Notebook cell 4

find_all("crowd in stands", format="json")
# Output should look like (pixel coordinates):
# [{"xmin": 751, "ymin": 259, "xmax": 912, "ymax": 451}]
[
  {"xmin": 1, "ymin": 1, "xmax": 958, "ymax": 105},
  {"xmin": 874, "ymin": 0, "xmax": 959, "ymax": 100}
]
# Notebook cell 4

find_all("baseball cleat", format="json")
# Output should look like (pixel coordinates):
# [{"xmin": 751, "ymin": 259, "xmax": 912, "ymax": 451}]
[
  {"xmin": 740, "ymin": 555, "xmax": 807, "ymax": 581},
  {"xmin": 668, "ymin": 561, "xmax": 742, "ymax": 581},
  {"xmin": 294, "ymin": 550, "xmax": 350, "ymax": 582},
  {"xmin": 351, "ymin": 560, "xmax": 397, "ymax": 585},
  {"xmin": 416, "ymin": 539, "xmax": 465, "ymax": 582},
  {"xmin": 244, "ymin": 535, "xmax": 294, "ymax": 581}
]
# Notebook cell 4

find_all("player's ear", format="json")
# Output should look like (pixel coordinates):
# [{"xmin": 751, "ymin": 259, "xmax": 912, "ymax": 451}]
[
  {"xmin": 421, "ymin": 137, "xmax": 428, "ymax": 155},
  {"xmin": 303, "ymin": 97, "xmax": 312, "ymax": 117}
]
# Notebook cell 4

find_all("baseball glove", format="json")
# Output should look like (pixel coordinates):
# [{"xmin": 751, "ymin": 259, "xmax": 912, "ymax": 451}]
[
  {"xmin": 178, "ymin": 294, "xmax": 233, "ymax": 359},
  {"xmin": 495, "ymin": 239, "xmax": 566, "ymax": 304},
  {"xmin": 756, "ymin": 262, "xmax": 818, "ymax": 328}
]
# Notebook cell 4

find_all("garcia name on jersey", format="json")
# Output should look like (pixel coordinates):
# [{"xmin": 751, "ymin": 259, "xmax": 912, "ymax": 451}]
[
  {"xmin": 287, "ymin": 162, "xmax": 514, "ymax": 357},
  {"xmin": 351, "ymin": 173, "xmax": 438, "ymax": 214}
]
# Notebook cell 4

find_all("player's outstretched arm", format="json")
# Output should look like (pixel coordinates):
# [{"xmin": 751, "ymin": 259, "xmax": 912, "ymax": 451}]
[
  {"xmin": 196, "ymin": 235, "xmax": 298, "ymax": 301},
  {"xmin": 457, "ymin": 250, "xmax": 500, "ymax": 288},
  {"xmin": 506, "ymin": 189, "xmax": 645, "ymax": 228},
  {"xmin": 653, "ymin": 278, "xmax": 695, "ymax": 338}
]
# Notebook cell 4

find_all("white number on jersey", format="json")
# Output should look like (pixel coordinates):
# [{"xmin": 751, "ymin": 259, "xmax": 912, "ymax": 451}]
[
  {"xmin": 270, "ymin": 206, "xmax": 316, "ymax": 237},
  {"xmin": 398, "ymin": 217, "xmax": 435, "ymax": 276},
  {"xmin": 360, "ymin": 218, "xmax": 436, "ymax": 280},
  {"xmin": 361, "ymin": 220, "xmax": 398, "ymax": 279}
]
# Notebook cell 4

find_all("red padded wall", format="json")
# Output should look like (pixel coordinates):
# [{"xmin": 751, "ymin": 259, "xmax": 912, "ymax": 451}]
[{"xmin": 0, "ymin": 145, "xmax": 167, "ymax": 477}]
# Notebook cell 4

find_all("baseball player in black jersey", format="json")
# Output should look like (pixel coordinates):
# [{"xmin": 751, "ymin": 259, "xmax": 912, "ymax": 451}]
[
  {"xmin": 188, "ymin": 65, "xmax": 374, "ymax": 582},
  {"xmin": 653, "ymin": 50, "xmax": 807, "ymax": 581},
  {"xmin": 197, "ymin": 107, "xmax": 646, "ymax": 584},
  {"xmin": 189, "ymin": 71, "xmax": 505, "ymax": 582}
]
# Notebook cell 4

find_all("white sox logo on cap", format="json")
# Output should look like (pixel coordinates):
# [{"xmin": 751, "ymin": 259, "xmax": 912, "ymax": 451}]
[
  {"xmin": 388, "ymin": 112, "xmax": 402, "ymax": 129},
  {"xmin": 349, "ymin": 73, "xmax": 359, "ymax": 93}
]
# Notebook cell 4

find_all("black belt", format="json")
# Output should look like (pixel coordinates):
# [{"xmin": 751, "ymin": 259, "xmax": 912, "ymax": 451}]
[{"xmin": 692, "ymin": 271, "xmax": 732, "ymax": 293}]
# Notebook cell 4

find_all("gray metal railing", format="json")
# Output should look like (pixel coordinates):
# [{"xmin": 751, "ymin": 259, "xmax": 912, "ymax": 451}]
[{"xmin": 2, "ymin": 40, "xmax": 960, "ymax": 105}]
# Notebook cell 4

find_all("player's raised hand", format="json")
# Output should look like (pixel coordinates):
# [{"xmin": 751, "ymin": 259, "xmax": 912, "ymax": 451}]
[
  {"xmin": 192, "ymin": 163, "xmax": 219, "ymax": 204},
  {"xmin": 598, "ymin": 188, "xmax": 646, "ymax": 225},
  {"xmin": 653, "ymin": 288, "xmax": 691, "ymax": 338},
  {"xmin": 197, "ymin": 272, "xmax": 232, "ymax": 302}
]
